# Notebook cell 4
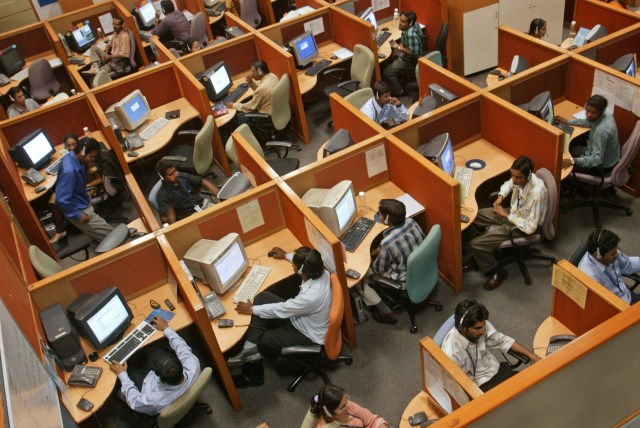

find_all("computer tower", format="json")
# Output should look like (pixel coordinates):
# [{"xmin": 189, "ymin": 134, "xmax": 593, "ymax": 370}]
[
  {"xmin": 40, "ymin": 304, "xmax": 86, "ymax": 371},
  {"xmin": 225, "ymin": 26, "xmax": 245, "ymax": 39},
  {"xmin": 428, "ymin": 83, "xmax": 458, "ymax": 107},
  {"xmin": 349, "ymin": 289, "xmax": 368, "ymax": 324}
]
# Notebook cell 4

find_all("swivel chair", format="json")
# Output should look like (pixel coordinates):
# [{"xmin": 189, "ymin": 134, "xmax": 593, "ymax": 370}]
[
  {"xmin": 155, "ymin": 367, "xmax": 213, "ymax": 428},
  {"xmin": 28, "ymin": 59, "xmax": 60, "ymax": 101},
  {"xmin": 240, "ymin": 0, "xmax": 261, "ymax": 28},
  {"xmin": 562, "ymin": 120, "xmax": 640, "ymax": 228},
  {"xmin": 281, "ymin": 273, "xmax": 353, "ymax": 392},
  {"xmin": 406, "ymin": 51, "xmax": 443, "ymax": 102},
  {"xmin": 91, "ymin": 69, "xmax": 112, "ymax": 88},
  {"xmin": 368, "ymin": 224, "xmax": 444, "ymax": 333},
  {"xmin": 108, "ymin": 29, "xmax": 138, "ymax": 79},
  {"xmin": 190, "ymin": 12, "xmax": 209, "ymax": 47},
  {"xmin": 164, "ymin": 115, "xmax": 216, "ymax": 180},
  {"xmin": 29, "ymin": 245, "xmax": 63, "ymax": 279},
  {"xmin": 343, "ymin": 87, "xmax": 373, "ymax": 110},
  {"xmin": 322, "ymin": 44, "xmax": 375, "ymax": 99}
]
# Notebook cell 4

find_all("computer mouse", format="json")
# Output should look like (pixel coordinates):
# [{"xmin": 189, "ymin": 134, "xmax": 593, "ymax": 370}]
[
  {"xmin": 381, "ymin": 27, "xmax": 389, "ymax": 32},
  {"xmin": 330, "ymin": 55, "xmax": 338, "ymax": 60},
  {"xmin": 378, "ymin": 53, "xmax": 386, "ymax": 59},
  {"xmin": 469, "ymin": 161, "xmax": 482, "ymax": 169},
  {"xmin": 268, "ymin": 251, "xmax": 277, "ymax": 257},
  {"xmin": 89, "ymin": 352, "xmax": 99, "ymax": 362},
  {"xmin": 128, "ymin": 151, "xmax": 138, "ymax": 157},
  {"xmin": 239, "ymin": 83, "xmax": 249, "ymax": 89}
]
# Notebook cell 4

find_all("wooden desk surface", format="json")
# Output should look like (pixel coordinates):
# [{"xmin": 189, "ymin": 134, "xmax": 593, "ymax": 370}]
[
  {"xmin": 533, "ymin": 316, "xmax": 576, "ymax": 359},
  {"xmin": 297, "ymin": 41, "xmax": 345, "ymax": 95},
  {"xmin": 211, "ymin": 76, "xmax": 254, "ymax": 128},
  {"xmin": 399, "ymin": 391, "xmax": 444, "ymax": 427},
  {"xmin": 376, "ymin": 27, "xmax": 402, "ymax": 63},
  {"xmin": 455, "ymin": 139, "xmax": 515, "ymax": 230},
  {"xmin": 484, "ymin": 67, "xmax": 508, "ymax": 88},
  {"xmin": 555, "ymin": 100, "xmax": 590, "ymax": 180},
  {"xmin": 124, "ymin": 98, "xmax": 198, "ymax": 163},
  {"xmin": 64, "ymin": 283, "xmax": 192, "ymax": 423}
]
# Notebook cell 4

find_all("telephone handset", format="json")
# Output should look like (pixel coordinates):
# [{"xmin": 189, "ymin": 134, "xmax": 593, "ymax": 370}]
[
  {"xmin": 67, "ymin": 365, "xmax": 103, "ymax": 387},
  {"xmin": 546, "ymin": 334, "xmax": 577, "ymax": 356}
]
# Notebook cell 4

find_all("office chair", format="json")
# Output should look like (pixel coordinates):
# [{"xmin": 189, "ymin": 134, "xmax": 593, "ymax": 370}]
[
  {"xmin": 52, "ymin": 228, "xmax": 91, "ymax": 262},
  {"xmin": 343, "ymin": 87, "xmax": 374, "ymax": 110},
  {"xmin": 148, "ymin": 180, "xmax": 163, "ymax": 214},
  {"xmin": 108, "ymin": 29, "xmax": 138, "ymax": 78},
  {"xmin": 433, "ymin": 23, "xmax": 449, "ymax": 68},
  {"xmin": 491, "ymin": 168, "xmax": 558, "ymax": 285},
  {"xmin": 168, "ymin": 47, "xmax": 182, "ymax": 58},
  {"xmin": 226, "ymin": 124, "xmax": 299, "ymax": 176},
  {"xmin": 240, "ymin": 0, "xmax": 261, "ymax": 28},
  {"xmin": 164, "ymin": 115, "xmax": 216, "ymax": 180},
  {"xmin": 190, "ymin": 12, "xmax": 209, "ymax": 47},
  {"xmin": 562, "ymin": 120, "xmax": 640, "ymax": 228},
  {"xmin": 281, "ymin": 273, "xmax": 353, "ymax": 392},
  {"xmin": 29, "ymin": 245, "xmax": 63, "ymax": 279},
  {"xmin": 368, "ymin": 224, "xmax": 444, "ymax": 334},
  {"xmin": 434, "ymin": 315, "xmax": 530, "ymax": 369},
  {"xmin": 155, "ymin": 367, "xmax": 212, "ymax": 427},
  {"xmin": 91, "ymin": 69, "xmax": 112, "ymax": 88},
  {"xmin": 406, "ymin": 51, "xmax": 443, "ymax": 102},
  {"xmin": 568, "ymin": 241, "xmax": 640, "ymax": 291},
  {"xmin": 28, "ymin": 59, "xmax": 60, "ymax": 101}
]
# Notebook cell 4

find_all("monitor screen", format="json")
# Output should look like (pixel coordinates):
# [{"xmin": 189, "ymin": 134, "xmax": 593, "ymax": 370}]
[
  {"xmin": 289, "ymin": 31, "xmax": 319, "ymax": 68},
  {"xmin": 86, "ymin": 294, "xmax": 131, "ymax": 343},
  {"xmin": 209, "ymin": 62, "xmax": 232, "ymax": 96},
  {"xmin": 302, "ymin": 180, "xmax": 356, "ymax": 237},
  {"xmin": 626, "ymin": 58, "xmax": 637, "ymax": 78},
  {"xmin": 610, "ymin": 53, "xmax": 637, "ymax": 78},
  {"xmin": 9, "ymin": 129, "xmax": 55, "ymax": 170},
  {"xmin": 360, "ymin": 7, "xmax": 377, "ymax": 31},
  {"xmin": 139, "ymin": 2, "xmax": 157, "ymax": 27},
  {"xmin": 440, "ymin": 136, "xmax": 455, "ymax": 176},
  {"xmin": 115, "ymin": 90, "xmax": 151, "ymax": 131},
  {"xmin": 214, "ymin": 240, "xmax": 246, "ymax": 285},
  {"xmin": 335, "ymin": 187, "xmax": 356, "ymax": 232},
  {"xmin": 0, "ymin": 44, "xmax": 25, "ymax": 77},
  {"xmin": 72, "ymin": 21, "xmax": 96, "ymax": 52}
]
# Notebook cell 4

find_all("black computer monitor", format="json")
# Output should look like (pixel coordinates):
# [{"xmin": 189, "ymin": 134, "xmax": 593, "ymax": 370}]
[
  {"xmin": 288, "ymin": 31, "xmax": 319, "ymax": 68},
  {"xmin": 416, "ymin": 132, "xmax": 455, "ymax": 176},
  {"xmin": 428, "ymin": 84, "xmax": 459, "ymax": 108},
  {"xmin": 524, "ymin": 91, "xmax": 554, "ymax": 124},
  {"xmin": 323, "ymin": 128, "xmax": 354, "ymax": 157},
  {"xmin": 0, "ymin": 44, "xmax": 25, "ymax": 77},
  {"xmin": 610, "ymin": 53, "xmax": 637, "ymax": 78},
  {"xmin": 359, "ymin": 7, "xmax": 378, "ymax": 31},
  {"xmin": 70, "ymin": 21, "xmax": 96, "ymax": 53},
  {"xmin": 9, "ymin": 129, "xmax": 55, "ymax": 170},
  {"xmin": 217, "ymin": 172, "xmax": 253, "ymax": 201},
  {"xmin": 198, "ymin": 61, "xmax": 233, "ymax": 102}
]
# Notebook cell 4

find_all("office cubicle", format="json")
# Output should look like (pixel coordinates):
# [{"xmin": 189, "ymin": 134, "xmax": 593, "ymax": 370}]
[
  {"xmin": 574, "ymin": 22, "xmax": 640, "ymax": 79},
  {"xmin": 573, "ymin": 0, "xmax": 640, "ymax": 37}
]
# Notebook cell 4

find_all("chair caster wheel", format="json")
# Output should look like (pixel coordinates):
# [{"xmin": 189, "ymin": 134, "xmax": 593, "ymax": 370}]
[
  {"xmin": 296, "ymin": 145, "xmax": 302, "ymax": 151},
  {"xmin": 345, "ymin": 358, "xmax": 353, "ymax": 365},
  {"xmin": 435, "ymin": 305, "xmax": 443, "ymax": 312},
  {"xmin": 205, "ymin": 407, "xmax": 213, "ymax": 415},
  {"xmin": 287, "ymin": 386, "xmax": 296, "ymax": 392},
  {"xmin": 626, "ymin": 208, "xmax": 633, "ymax": 216},
  {"xmin": 410, "ymin": 326, "xmax": 418, "ymax": 334}
]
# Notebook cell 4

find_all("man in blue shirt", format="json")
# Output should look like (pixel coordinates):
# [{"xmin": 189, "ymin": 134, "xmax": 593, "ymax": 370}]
[
  {"xmin": 384, "ymin": 10, "xmax": 424, "ymax": 96},
  {"xmin": 360, "ymin": 81, "xmax": 408, "ymax": 129},
  {"xmin": 578, "ymin": 228, "xmax": 640, "ymax": 304},
  {"xmin": 55, "ymin": 138, "xmax": 114, "ymax": 242}
]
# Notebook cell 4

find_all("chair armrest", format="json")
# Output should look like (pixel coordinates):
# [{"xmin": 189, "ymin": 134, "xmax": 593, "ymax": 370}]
[
  {"xmin": 507, "ymin": 349, "xmax": 530, "ymax": 369},
  {"xmin": 245, "ymin": 112, "xmax": 270, "ymax": 120},
  {"xmin": 281, "ymin": 345, "xmax": 322, "ymax": 356},
  {"xmin": 265, "ymin": 141, "xmax": 292, "ymax": 149},
  {"xmin": 368, "ymin": 273, "xmax": 403, "ymax": 290},
  {"xmin": 624, "ymin": 273, "xmax": 640, "ymax": 291},
  {"xmin": 177, "ymin": 130, "xmax": 199, "ymax": 137},
  {"xmin": 336, "ymin": 80, "xmax": 360, "ymax": 92},
  {"xmin": 162, "ymin": 155, "xmax": 188, "ymax": 162},
  {"xmin": 322, "ymin": 67, "xmax": 347, "ymax": 80}
]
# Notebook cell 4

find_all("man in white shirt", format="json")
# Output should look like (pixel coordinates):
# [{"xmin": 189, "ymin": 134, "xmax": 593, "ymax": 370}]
[
  {"xmin": 441, "ymin": 300, "xmax": 540, "ymax": 392},
  {"xmin": 360, "ymin": 81, "xmax": 408, "ymax": 129},
  {"xmin": 7, "ymin": 87, "xmax": 39, "ymax": 117}
]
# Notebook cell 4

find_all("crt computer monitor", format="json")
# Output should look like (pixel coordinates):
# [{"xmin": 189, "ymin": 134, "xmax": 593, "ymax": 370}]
[
  {"xmin": 183, "ymin": 233, "xmax": 250, "ymax": 295},
  {"xmin": 359, "ymin": 7, "xmax": 378, "ymax": 31},
  {"xmin": 523, "ymin": 91, "xmax": 554, "ymax": 124},
  {"xmin": 200, "ymin": 61, "xmax": 233, "ymax": 102},
  {"xmin": 428, "ymin": 83, "xmax": 459, "ymax": 108},
  {"xmin": 72, "ymin": 287, "xmax": 133, "ymax": 350},
  {"xmin": 112, "ymin": 89, "xmax": 151, "ymax": 131},
  {"xmin": 416, "ymin": 133, "xmax": 455, "ymax": 176},
  {"xmin": 217, "ymin": 172, "xmax": 253, "ymax": 201},
  {"xmin": 585, "ymin": 24, "xmax": 607, "ymax": 44},
  {"xmin": 0, "ymin": 44, "xmax": 25, "ymax": 77},
  {"xmin": 509, "ymin": 55, "xmax": 529, "ymax": 76},
  {"xmin": 71, "ymin": 21, "xmax": 96, "ymax": 53},
  {"xmin": 288, "ymin": 31, "xmax": 319, "ymax": 68},
  {"xmin": 138, "ymin": 2, "xmax": 157, "ymax": 28},
  {"xmin": 302, "ymin": 180, "xmax": 357, "ymax": 238},
  {"xmin": 9, "ymin": 128, "xmax": 55, "ymax": 170},
  {"xmin": 610, "ymin": 53, "xmax": 637, "ymax": 78},
  {"xmin": 323, "ymin": 128, "xmax": 354, "ymax": 157}
]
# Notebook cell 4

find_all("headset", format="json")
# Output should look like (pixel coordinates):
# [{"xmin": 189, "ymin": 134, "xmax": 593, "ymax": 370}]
[
  {"xmin": 458, "ymin": 305, "xmax": 474, "ymax": 328},
  {"xmin": 297, "ymin": 250, "xmax": 311, "ymax": 275},
  {"xmin": 81, "ymin": 143, "xmax": 87, "ymax": 156},
  {"xmin": 158, "ymin": 171, "xmax": 165, "ymax": 181},
  {"xmin": 319, "ymin": 386, "xmax": 333, "ymax": 418},
  {"xmin": 595, "ymin": 230, "xmax": 604, "ymax": 259}
]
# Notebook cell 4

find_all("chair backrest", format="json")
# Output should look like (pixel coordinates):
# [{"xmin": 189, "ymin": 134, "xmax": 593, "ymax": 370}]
[
  {"xmin": 435, "ymin": 23, "xmax": 449, "ymax": 55},
  {"xmin": 191, "ymin": 12, "xmax": 208, "ymax": 46},
  {"xmin": 535, "ymin": 168, "xmax": 557, "ymax": 241},
  {"xmin": 148, "ymin": 180, "xmax": 163, "ymax": 212},
  {"xmin": 415, "ymin": 51, "xmax": 443, "ymax": 81},
  {"xmin": 433, "ymin": 314, "xmax": 455, "ymax": 347},
  {"xmin": 350, "ymin": 44, "xmax": 375, "ymax": 90},
  {"xmin": 169, "ymin": 47, "xmax": 182, "ymax": 58},
  {"xmin": 28, "ymin": 245, "xmax": 63, "ymax": 278},
  {"xmin": 568, "ymin": 241, "xmax": 588, "ymax": 267},
  {"xmin": 240, "ymin": 0, "xmax": 261, "ymax": 28},
  {"xmin": 271, "ymin": 74, "xmax": 291, "ymax": 132},
  {"xmin": 611, "ymin": 120, "xmax": 640, "ymax": 187},
  {"xmin": 127, "ymin": 29, "xmax": 137, "ymax": 70},
  {"xmin": 344, "ymin": 87, "xmax": 373, "ymax": 110},
  {"xmin": 193, "ymin": 115, "xmax": 214, "ymax": 175},
  {"xmin": 406, "ymin": 224, "xmax": 441, "ymax": 304},
  {"xmin": 92, "ymin": 69, "xmax": 113, "ymax": 88},
  {"xmin": 225, "ymin": 124, "xmax": 265, "ymax": 165},
  {"xmin": 28, "ymin": 59, "xmax": 60, "ymax": 100},
  {"xmin": 324, "ymin": 273, "xmax": 344, "ymax": 360},
  {"xmin": 156, "ymin": 367, "xmax": 212, "ymax": 428}
]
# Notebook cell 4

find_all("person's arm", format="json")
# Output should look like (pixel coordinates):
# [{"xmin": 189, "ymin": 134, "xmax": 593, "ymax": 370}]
[
  {"xmin": 359, "ymin": 98, "xmax": 377, "ymax": 121},
  {"xmin": 616, "ymin": 252, "xmax": 640, "ymax": 275},
  {"xmin": 346, "ymin": 400, "xmax": 389, "ymax": 428},
  {"xmin": 154, "ymin": 317, "xmax": 200, "ymax": 372},
  {"xmin": 388, "ymin": 98, "xmax": 408, "ymax": 122},
  {"xmin": 200, "ymin": 178, "xmax": 219, "ymax": 195},
  {"xmin": 252, "ymin": 274, "xmax": 328, "ymax": 319},
  {"xmin": 567, "ymin": 118, "xmax": 592, "ymax": 128},
  {"xmin": 574, "ymin": 126, "xmax": 613, "ymax": 169},
  {"xmin": 55, "ymin": 169, "xmax": 83, "ymax": 221},
  {"xmin": 372, "ymin": 244, "xmax": 391, "ymax": 275},
  {"xmin": 109, "ymin": 362, "xmax": 161, "ymax": 415},
  {"xmin": 510, "ymin": 341, "xmax": 541, "ymax": 363},
  {"xmin": 156, "ymin": 190, "xmax": 177, "ymax": 224},
  {"xmin": 403, "ymin": 28, "xmax": 423, "ymax": 56},
  {"xmin": 154, "ymin": 12, "xmax": 168, "ymax": 37},
  {"xmin": 233, "ymin": 80, "xmax": 268, "ymax": 112},
  {"xmin": 111, "ymin": 31, "xmax": 131, "ymax": 59}
]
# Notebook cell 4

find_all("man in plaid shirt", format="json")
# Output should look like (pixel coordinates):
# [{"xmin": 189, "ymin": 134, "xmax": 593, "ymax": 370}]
[{"xmin": 385, "ymin": 10, "xmax": 424, "ymax": 96}]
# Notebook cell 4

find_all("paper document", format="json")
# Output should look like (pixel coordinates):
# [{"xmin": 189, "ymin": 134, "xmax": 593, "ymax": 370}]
[
  {"xmin": 572, "ymin": 109, "xmax": 586, "ymax": 120},
  {"xmin": 99, "ymin": 13, "xmax": 114, "ymax": 35},
  {"xmin": 396, "ymin": 193, "xmax": 425, "ymax": 218},
  {"xmin": 48, "ymin": 58, "xmax": 63, "ymax": 68},
  {"xmin": 332, "ymin": 48, "xmax": 353, "ymax": 60},
  {"xmin": 10, "ymin": 68, "xmax": 29, "ymax": 82}
]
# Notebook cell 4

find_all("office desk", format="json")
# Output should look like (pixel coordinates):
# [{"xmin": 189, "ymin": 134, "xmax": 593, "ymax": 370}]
[
  {"xmin": 297, "ymin": 41, "xmax": 344, "ymax": 95},
  {"xmin": 124, "ymin": 98, "xmax": 198, "ymax": 162},
  {"xmin": 400, "ymin": 391, "xmax": 444, "ymax": 428},
  {"xmin": 211, "ymin": 77, "xmax": 254, "ymax": 128},
  {"xmin": 64, "ymin": 283, "xmax": 191, "ymax": 423},
  {"xmin": 376, "ymin": 27, "xmax": 402, "ymax": 62},
  {"xmin": 484, "ymin": 67, "xmax": 508, "ymax": 87},
  {"xmin": 0, "ymin": 52, "xmax": 60, "ymax": 95},
  {"xmin": 533, "ymin": 316, "xmax": 576, "ymax": 359}
]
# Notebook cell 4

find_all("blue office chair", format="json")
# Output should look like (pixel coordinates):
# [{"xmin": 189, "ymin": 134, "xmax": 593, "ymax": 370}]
[{"xmin": 368, "ymin": 224, "xmax": 443, "ymax": 333}]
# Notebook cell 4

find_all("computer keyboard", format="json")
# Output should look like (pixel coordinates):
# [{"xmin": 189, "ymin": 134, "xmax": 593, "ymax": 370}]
[
  {"xmin": 11, "ymin": 68, "xmax": 29, "ymax": 82},
  {"xmin": 223, "ymin": 84, "xmax": 249, "ymax": 103},
  {"xmin": 103, "ymin": 321, "xmax": 157, "ymax": 364},
  {"xmin": 341, "ymin": 216, "xmax": 375, "ymax": 252},
  {"xmin": 376, "ymin": 31, "xmax": 391, "ymax": 47},
  {"xmin": 454, "ymin": 166, "xmax": 473, "ymax": 200},
  {"xmin": 232, "ymin": 265, "xmax": 271, "ymax": 304},
  {"xmin": 45, "ymin": 156, "xmax": 64, "ymax": 175},
  {"xmin": 140, "ymin": 117, "xmax": 169, "ymax": 141},
  {"xmin": 304, "ymin": 59, "xmax": 332, "ymax": 76}
]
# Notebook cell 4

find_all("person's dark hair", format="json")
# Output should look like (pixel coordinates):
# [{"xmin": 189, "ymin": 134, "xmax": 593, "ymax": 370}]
[
  {"xmin": 156, "ymin": 159, "xmax": 176, "ymax": 179},
  {"xmin": 309, "ymin": 385, "xmax": 345, "ymax": 422},
  {"xmin": 8, "ymin": 86, "xmax": 24, "ymax": 100},
  {"xmin": 401, "ymin": 10, "xmax": 417, "ymax": 27},
  {"xmin": 158, "ymin": 354, "xmax": 184, "ymax": 385},
  {"xmin": 292, "ymin": 247, "xmax": 324, "ymax": 279},
  {"xmin": 379, "ymin": 199, "xmax": 406, "ymax": 226},
  {"xmin": 112, "ymin": 16, "xmax": 124, "ymax": 26},
  {"xmin": 161, "ymin": 0, "xmax": 175, "ymax": 14},
  {"xmin": 511, "ymin": 155, "xmax": 534, "ymax": 178},
  {"xmin": 74, "ymin": 137, "xmax": 100, "ymax": 155},
  {"xmin": 187, "ymin": 37, "xmax": 198, "ymax": 50},
  {"xmin": 528, "ymin": 18, "xmax": 546, "ymax": 36},
  {"xmin": 373, "ymin": 80, "xmax": 391, "ymax": 98},
  {"xmin": 586, "ymin": 95, "xmax": 608, "ymax": 114},
  {"xmin": 587, "ymin": 228, "xmax": 620, "ymax": 258},
  {"xmin": 251, "ymin": 60, "xmax": 269, "ymax": 76},
  {"xmin": 63, "ymin": 133, "xmax": 78, "ymax": 145},
  {"xmin": 455, "ymin": 299, "xmax": 489, "ymax": 330}
]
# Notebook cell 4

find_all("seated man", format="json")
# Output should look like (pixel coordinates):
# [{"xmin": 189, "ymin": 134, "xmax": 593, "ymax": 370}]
[
  {"xmin": 384, "ymin": 10, "xmax": 424, "ymax": 96},
  {"xmin": 360, "ymin": 81, "xmax": 408, "ymax": 129},
  {"xmin": 7, "ymin": 87, "xmax": 39, "ymax": 117},
  {"xmin": 55, "ymin": 137, "xmax": 114, "ymax": 242},
  {"xmin": 578, "ymin": 228, "xmax": 640, "ymax": 304},
  {"xmin": 441, "ymin": 299, "xmax": 540, "ymax": 392},
  {"xmin": 226, "ymin": 247, "xmax": 331, "ymax": 387},
  {"xmin": 463, "ymin": 156, "xmax": 548, "ymax": 291},
  {"xmin": 358, "ymin": 199, "xmax": 424, "ymax": 324},
  {"xmin": 83, "ymin": 16, "xmax": 131, "ymax": 76},
  {"xmin": 155, "ymin": 160, "xmax": 219, "ymax": 224},
  {"xmin": 153, "ymin": 0, "xmax": 191, "ymax": 43},
  {"xmin": 108, "ymin": 316, "xmax": 201, "ymax": 416}
]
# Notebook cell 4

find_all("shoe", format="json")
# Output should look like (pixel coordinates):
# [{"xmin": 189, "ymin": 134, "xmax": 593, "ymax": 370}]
[
  {"xmin": 483, "ymin": 271, "xmax": 507, "ymax": 291},
  {"xmin": 226, "ymin": 348, "xmax": 263, "ymax": 367},
  {"xmin": 232, "ymin": 373, "xmax": 264, "ymax": 388},
  {"xmin": 48, "ymin": 231, "xmax": 67, "ymax": 244},
  {"xmin": 371, "ymin": 309, "xmax": 398, "ymax": 324},
  {"xmin": 462, "ymin": 258, "xmax": 478, "ymax": 273}
]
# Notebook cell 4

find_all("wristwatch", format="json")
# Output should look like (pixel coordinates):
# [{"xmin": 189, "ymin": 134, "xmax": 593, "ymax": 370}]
[{"xmin": 570, "ymin": 158, "xmax": 575, "ymax": 165}]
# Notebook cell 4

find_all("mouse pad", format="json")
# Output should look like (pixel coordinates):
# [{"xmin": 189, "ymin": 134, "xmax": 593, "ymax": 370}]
[
  {"xmin": 466, "ymin": 159, "xmax": 486, "ymax": 170},
  {"xmin": 165, "ymin": 110, "xmax": 180, "ymax": 119}
]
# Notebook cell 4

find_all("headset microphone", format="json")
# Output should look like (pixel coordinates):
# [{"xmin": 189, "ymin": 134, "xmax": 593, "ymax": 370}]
[
  {"xmin": 158, "ymin": 171, "xmax": 164, "ymax": 181},
  {"xmin": 81, "ymin": 145, "xmax": 86, "ymax": 156},
  {"xmin": 596, "ymin": 230, "xmax": 604, "ymax": 259}
]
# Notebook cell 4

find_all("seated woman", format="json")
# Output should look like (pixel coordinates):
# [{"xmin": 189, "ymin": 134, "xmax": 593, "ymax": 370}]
[{"xmin": 528, "ymin": 18, "xmax": 547, "ymax": 39}]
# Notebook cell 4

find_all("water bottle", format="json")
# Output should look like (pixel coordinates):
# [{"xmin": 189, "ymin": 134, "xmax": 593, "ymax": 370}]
[
  {"xmin": 83, "ymin": 127, "xmax": 91, "ymax": 138},
  {"xmin": 393, "ymin": 8, "xmax": 400, "ymax": 29},
  {"xmin": 569, "ymin": 21, "xmax": 577, "ymax": 38}
]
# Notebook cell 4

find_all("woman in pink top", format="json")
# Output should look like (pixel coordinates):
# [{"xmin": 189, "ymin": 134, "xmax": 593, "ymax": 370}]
[{"xmin": 309, "ymin": 385, "xmax": 390, "ymax": 428}]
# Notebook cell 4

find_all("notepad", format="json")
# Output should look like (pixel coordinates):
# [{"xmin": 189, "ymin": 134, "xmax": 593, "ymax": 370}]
[
  {"xmin": 396, "ymin": 193, "xmax": 425, "ymax": 218},
  {"xmin": 572, "ymin": 109, "xmax": 586, "ymax": 120},
  {"xmin": 332, "ymin": 48, "xmax": 353, "ymax": 60}
]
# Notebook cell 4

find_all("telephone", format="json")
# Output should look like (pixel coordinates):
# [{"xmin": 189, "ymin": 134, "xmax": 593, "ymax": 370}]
[
  {"xmin": 546, "ymin": 334, "xmax": 577, "ymax": 356},
  {"xmin": 21, "ymin": 168, "xmax": 45, "ymax": 186},
  {"xmin": 0, "ymin": 73, "xmax": 9, "ymax": 86},
  {"xmin": 68, "ymin": 365, "xmax": 103, "ymax": 387}
]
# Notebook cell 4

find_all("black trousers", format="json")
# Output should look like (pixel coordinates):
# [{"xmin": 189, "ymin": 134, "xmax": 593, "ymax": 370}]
[{"xmin": 479, "ymin": 362, "xmax": 516, "ymax": 392}]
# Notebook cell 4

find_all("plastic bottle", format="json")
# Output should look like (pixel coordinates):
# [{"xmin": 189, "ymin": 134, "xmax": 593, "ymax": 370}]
[
  {"xmin": 569, "ymin": 21, "xmax": 577, "ymax": 38},
  {"xmin": 83, "ymin": 127, "xmax": 91, "ymax": 138},
  {"xmin": 393, "ymin": 8, "xmax": 400, "ymax": 29}
]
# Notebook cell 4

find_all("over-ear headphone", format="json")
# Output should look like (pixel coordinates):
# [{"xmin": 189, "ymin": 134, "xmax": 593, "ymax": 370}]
[
  {"xmin": 158, "ymin": 171, "xmax": 164, "ymax": 181},
  {"xmin": 595, "ymin": 230, "xmax": 604, "ymax": 259},
  {"xmin": 458, "ymin": 305, "xmax": 474, "ymax": 328},
  {"xmin": 535, "ymin": 25, "xmax": 539, "ymax": 35},
  {"xmin": 297, "ymin": 250, "xmax": 311, "ymax": 275},
  {"xmin": 81, "ymin": 145, "xmax": 87, "ymax": 156},
  {"xmin": 9, "ymin": 93, "xmax": 14, "ymax": 102},
  {"xmin": 375, "ymin": 91, "xmax": 380, "ymax": 100}
]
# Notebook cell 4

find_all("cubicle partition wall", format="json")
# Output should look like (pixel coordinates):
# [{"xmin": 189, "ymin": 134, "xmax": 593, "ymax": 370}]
[
  {"xmin": 574, "ymin": 22, "xmax": 640, "ymax": 65},
  {"xmin": 496, "ymin": 26, "xmax": 565, "ymax": 73},
  {"xmin": 231, "ymin": 129, "xmax": 281, "ymax": 185},
  {"xmin": 329, "ymin": 92, "xmax": 385, "ymax": 140},
  {"xmin": 416, "ymin": 58, "xmax": 478, "ymax": 103},
  {"xmin": 400, "ymin": 0, "xmax": 448, "ymax": 54},
  {"xmin": 573, "ymin": 0, "xmax": 640, "ymax": 36},
  {"xmin": 0, "ymin": 21, "xmax": 57, "ymax": 67},
  {"xmin": 0, "ymin": 197, "xmax": 38, "ymax": 285}
]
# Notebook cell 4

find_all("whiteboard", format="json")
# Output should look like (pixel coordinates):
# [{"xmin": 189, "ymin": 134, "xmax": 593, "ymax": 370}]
[{"xmin": 0, "ymin": 298, "xmax": 63, "ymax": 427}]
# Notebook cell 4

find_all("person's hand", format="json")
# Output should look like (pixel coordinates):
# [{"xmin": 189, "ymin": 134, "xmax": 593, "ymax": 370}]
[
  {"xmin": 245, "ymin": 74, "xmax": 253, "ymax": 84},
  {"xmin": 389, "ymin": 40, "xmax": 398, "ymax": 49},
  {"xmin": 370, "ymin": 247, "xmax": 380, "ymax": 258},
  {"xmin": 151, "ymin": 316, "xmax": 169, "ymax": 331},
  {"xmin": 109, "ymin": 361, "xmax": 127, "ymax": 375},
  {"xmin": 236, "ymin": 301, "xmax": 253, "ymax": 315},
  {"xmin": 224, "ymin": 102, "xmax": 234, "ymax": 109},
  {"xmin": 155, "ymin": 10, "xmax": 161, "ymax": 19},
  {"xmin": 555, "ymin": 116, "xmax": 568, "ymax": 125},
  {"xmin": 80, "ymin": 212, "xmax": 89, "ymax": 223},
  {"xmin": 103, "ymin": 54, "xmax": 111, "ymax": 62},
  {"xmin": 492, "ymin": 195, "xmax": 504, "ymax": 209},
  {"xmin": 389, "ymin": 96, "xmax": 401, "ymax": 107},
  {"xmin": 493, "ymin": 205, "xmax": 508, "ymax": 218},
  {"xmin": 269, "ymin": 247, "xmax": 286, "ymax": 259},
  {"xmin": 530, "ymin": 354, "xmax": 542, "ymax": 363},
  {"xmin": 562, "ymin": 158, "xmax": 573, "ymax": 169}
]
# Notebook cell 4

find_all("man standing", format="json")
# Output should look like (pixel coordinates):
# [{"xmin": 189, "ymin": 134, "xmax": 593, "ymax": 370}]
[
  {"xmin": 385, "ymin": 10, "xmax": 424, "ymax": 96},
  {"xmin": 83, "ymin": 16, "xmax": 131, "ymax": 76},
  {"xmin": 7, "ymin": 87, "xmax": 39, "ymax": 117},
  {"xmin": 154, "ymin": 0, "xmax": 191, "ymax": 43},
  {"xmin": 463, "ymin": 156, "xmax": 548, "ymax": 290},
  {"xmin": 55, "ymin": 138, "xmax": 114, "ymax": 242},
  {"xmin": 441, "ymin": 299, "xmax": 540, "ymax": 391},
  {"xmin": 578, "ymin": 228, "xmax": 640, "ymax": 304},
  {"xmin": 360, "ymin": 81, "xmax": 409, "ymax": 129}
]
